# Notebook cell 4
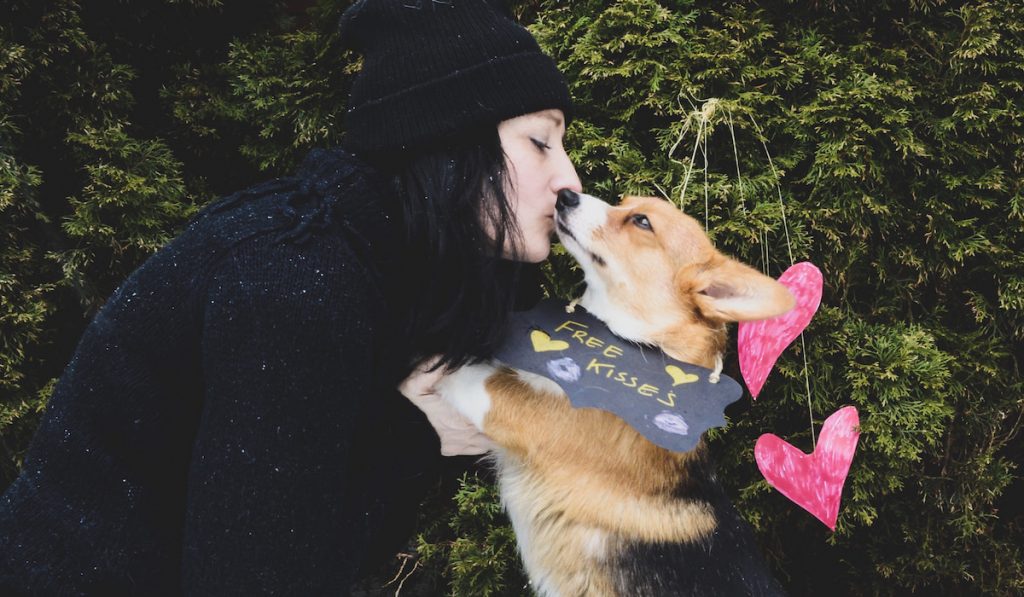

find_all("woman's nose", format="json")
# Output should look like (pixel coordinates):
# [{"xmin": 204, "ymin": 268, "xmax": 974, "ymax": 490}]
[{"xmin": 552, "ymin": 154, "xmax": 582, "ymax": 194}]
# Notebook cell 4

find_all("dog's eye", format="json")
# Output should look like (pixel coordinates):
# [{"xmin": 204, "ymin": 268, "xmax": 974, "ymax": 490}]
[{"xmin": 631, "ymin": 214, "xmax": 653, "ymax": 231}]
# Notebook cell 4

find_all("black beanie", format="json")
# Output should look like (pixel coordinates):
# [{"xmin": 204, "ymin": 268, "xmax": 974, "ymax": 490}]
[{"xmin": 338, "ymin": 0, "xmax": 573, "ymax": 155}]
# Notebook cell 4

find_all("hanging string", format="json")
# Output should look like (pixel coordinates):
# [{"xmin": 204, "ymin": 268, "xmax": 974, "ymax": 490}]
[
  {"xmin": 746, "ymin": 113, "xmax": 794, "ymax": 266},
  {"xmin": 651, "ymin": 180, "xmax": 671, "ymax": 203},
  {"xmin": 703, "ymin": 130, "xmax": 710, "ymax": 231},
  {"xmin": 727, "ymin": 108, "xmax": 746, "ymax": 214},
  {"xmin": 677, "ymin": 115, "xmax": 705, "ymax": 210},
  {"xmin": 744, "ymin": 110, "xmax": 817, "ymax": 447},
  {"xmin": 672, "ymin": 96, "xmax": 722, "ymax": 230},
  {"xmin": 673, "ymin": 97, "xmax": 818, "ymax": 446},
  {"xmin": 799, "ymin": 335, "xmax": 816, "ymax": 448},
  {"xmin": 761, "ymin": 229, "xmax": 770, "ymax": 276}
]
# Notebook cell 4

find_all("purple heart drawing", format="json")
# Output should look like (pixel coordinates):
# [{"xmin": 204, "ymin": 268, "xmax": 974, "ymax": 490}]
[{"xmin": 738, "ymin": 262, "xmax": 823, "ymax": 399}]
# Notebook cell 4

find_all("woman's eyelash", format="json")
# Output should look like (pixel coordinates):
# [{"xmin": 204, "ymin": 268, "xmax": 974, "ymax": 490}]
[{"xmin": 531, "ymin": 138, "xmax": 551, "ymax": 151}]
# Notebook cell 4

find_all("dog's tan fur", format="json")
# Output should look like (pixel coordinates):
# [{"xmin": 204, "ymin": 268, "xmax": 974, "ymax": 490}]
[
  {"xmin": 482, "ymin": 371, "xmax": 717, "ymax": 595},
  {"xmin": 484, "ymin": 371, "xmax": 716, "ymax": 541},
  {"xmin": 441, "ymin": 195, "xmax": 794, "ymax": 596}
]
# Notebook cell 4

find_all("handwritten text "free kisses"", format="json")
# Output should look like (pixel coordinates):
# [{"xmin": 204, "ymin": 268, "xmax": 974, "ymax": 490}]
[{"xmin": 553, "ymin": 320, "xmax": 683, "ymax": 407}]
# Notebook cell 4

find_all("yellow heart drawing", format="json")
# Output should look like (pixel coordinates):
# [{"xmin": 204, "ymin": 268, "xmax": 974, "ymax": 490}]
[
  {"xmin": 665, "ymin": 365, "xmax": 699, "ymax": 386},
  {"xmin": 530, "ymin": 330, "xmax": 570, "ymax": 353}
]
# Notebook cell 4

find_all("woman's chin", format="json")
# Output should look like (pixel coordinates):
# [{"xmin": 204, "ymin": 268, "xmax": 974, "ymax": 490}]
[{"xmin": 515, "ymin": 242, "xmax": 551, "ymax": 263}]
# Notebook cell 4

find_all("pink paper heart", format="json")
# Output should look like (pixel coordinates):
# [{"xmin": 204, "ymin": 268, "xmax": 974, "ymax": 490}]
[
  {"xmin": 738, "ymin": 261, "xmax": 823, "ymax": 398},
  {"xmin": 755, "ymin": 406, "xmax": 860, "ymax": 530}
]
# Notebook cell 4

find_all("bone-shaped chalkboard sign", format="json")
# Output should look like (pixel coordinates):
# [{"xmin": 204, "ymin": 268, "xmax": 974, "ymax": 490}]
[{"xmin": 494, "ymin": 298, "xmax": 742, "ymax": 452}]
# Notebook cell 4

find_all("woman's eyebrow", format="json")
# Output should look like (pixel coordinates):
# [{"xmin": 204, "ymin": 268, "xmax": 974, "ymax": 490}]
[{"xmin": 539, "ymin": 112, "xmax": 564, "ymax": 129}]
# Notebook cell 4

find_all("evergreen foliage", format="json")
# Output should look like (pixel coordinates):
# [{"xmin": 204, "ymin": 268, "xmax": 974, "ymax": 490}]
[
  {"xmin": 526, "ymin": 1, "xmax": 1024, "ymax": 594},
  {"xmin": 1, "ymin": 0, "xmax": 1021, "ymax": 594},
  {"xmin": 416, "ymin": 474, "xmax": 524, "ymax": 597}
]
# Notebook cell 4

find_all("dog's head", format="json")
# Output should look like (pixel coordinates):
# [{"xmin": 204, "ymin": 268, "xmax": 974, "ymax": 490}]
[{"xmin": 555, "ymin": 191, "xmax": 794, "ymax": 358}]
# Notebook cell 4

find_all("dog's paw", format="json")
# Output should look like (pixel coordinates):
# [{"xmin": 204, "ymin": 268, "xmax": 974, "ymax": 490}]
[
  {"xmin": 709, "ymin": 353, "xmax": 724, "ymax": 384},
  {"xmin": 434, "ymin": 362, "xmax": 498, "ymax": 430}
]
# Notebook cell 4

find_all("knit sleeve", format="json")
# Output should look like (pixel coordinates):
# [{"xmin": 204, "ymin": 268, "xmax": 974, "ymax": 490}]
[{"xmin": 181, "ymin": 231, "xmax": 377, "ymax": 595}]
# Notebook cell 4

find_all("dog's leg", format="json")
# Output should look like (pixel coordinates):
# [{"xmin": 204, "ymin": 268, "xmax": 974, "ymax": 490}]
[
  {"xmin": 433, "ymin": 362, "xmax": 498, "ymax": 431},
  {"xmin": 437, "ymin": 365, "xmax": 619, "ymax": 597},
  {"xmin": 709, "ymin": 353, "xmax": 723, "ymax": 384}
]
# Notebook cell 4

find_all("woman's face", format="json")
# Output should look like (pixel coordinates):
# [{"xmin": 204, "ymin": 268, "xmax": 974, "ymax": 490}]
[{"xmin": 497, "ymin": 109, "xmax": 582, "ymax": 262}]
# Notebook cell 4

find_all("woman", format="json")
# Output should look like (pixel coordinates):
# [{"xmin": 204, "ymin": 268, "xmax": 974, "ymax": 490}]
[{"xmin": 0, "ymin": 0, "xmax": 581, "ymax": 594}]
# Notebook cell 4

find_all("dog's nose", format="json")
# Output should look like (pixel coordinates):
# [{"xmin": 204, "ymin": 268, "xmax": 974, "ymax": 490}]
[{"xmin": 556, "ymin": 189, "xmax": 580, "ymax": 212}]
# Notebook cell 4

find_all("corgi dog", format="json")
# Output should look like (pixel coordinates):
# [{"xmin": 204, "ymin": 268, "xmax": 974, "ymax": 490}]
[{"xmin": 435, "ymin": 190, "xmax": 794, "ymax": 596}]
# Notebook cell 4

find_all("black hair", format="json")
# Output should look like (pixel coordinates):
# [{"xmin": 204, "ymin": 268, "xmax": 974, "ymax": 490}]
[{"xmin": 370, "ymin": 128, "xmax": 533, "ymax": 372}]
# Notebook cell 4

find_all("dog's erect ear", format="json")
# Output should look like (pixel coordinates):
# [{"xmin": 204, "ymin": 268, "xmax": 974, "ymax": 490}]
[{"xmin": 677, "ymin": 256, "xmax": 796, "ymax": 322}]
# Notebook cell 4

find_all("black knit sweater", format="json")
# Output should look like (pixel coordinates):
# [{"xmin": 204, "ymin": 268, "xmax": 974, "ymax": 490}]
[{"xmin": 0, "ymin": 148, "xmax": 446, "ymax": 595}]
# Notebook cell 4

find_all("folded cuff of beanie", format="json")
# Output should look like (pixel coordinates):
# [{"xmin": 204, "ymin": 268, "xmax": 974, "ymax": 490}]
[{"xmin": 343, "ymin": 51, "xmax": 573, "ymax": 155}]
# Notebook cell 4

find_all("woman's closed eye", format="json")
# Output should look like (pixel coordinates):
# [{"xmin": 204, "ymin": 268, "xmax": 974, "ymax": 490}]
[{"xmin": 530, "ymin": 138, "xmax": 552, "ymax": 152}]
